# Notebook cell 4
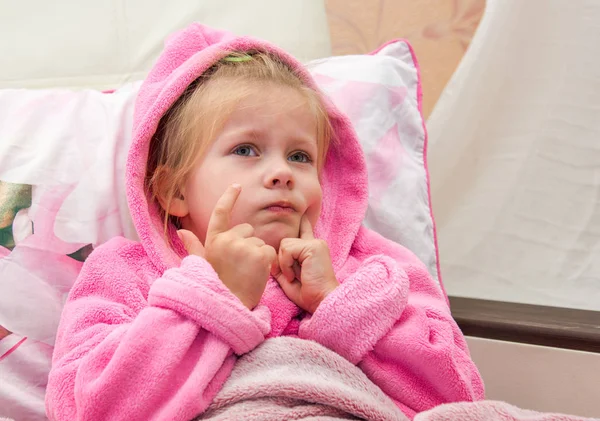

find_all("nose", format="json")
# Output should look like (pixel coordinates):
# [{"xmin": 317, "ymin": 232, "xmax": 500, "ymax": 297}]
[{"xmin": 264, "ymin": 159, "xmax": 294, "ymax": 189}]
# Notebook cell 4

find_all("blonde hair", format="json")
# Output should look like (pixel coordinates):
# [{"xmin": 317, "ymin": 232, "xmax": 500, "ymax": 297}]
[{"xmin": 146, "ymin": 51, "xmax": 333, "ymax": 233}]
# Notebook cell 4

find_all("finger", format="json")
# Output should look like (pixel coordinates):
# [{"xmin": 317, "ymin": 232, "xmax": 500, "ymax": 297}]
[
  {"xmin": 177, "ymin": 229, "xmax": 206, "ymax": 257},
  {"xmin": 245, "ymin": 236, "xmax": 265, "ymax": 247},
  {"xmin": 258, "ymin": 244, "xmax": 278, "ymax": 278},
  {"xmin": 230, "ymin": 223, "xmax": 255, "ymax": 239},
  {"xmin": 279, "ymin": 246, "xmax": 295, "ymax": 282},
  {"xmin": 299, "ymin": 214, "xmax": 315, "ymax": 240},
  {"xmin": 278, "ymin": 239, "xmax": 304, "ymax": 281},
  {"xmin": 261, "ymin": 244, "xmax": 277, "ymax": 270},
  {"xmin": 276, "ymin": 274, "xmax": 302, "ymax": 303},
  {"xmin": 206, "ymin": 184, "xmax": 241, "ymax": 240},
  {"xmin": 270, "ymin": 252, "xmax": 282, "ymax": 278},
  {"xmin": 292, "ymin": 261, "xmax": 302, "ymax": 281}
]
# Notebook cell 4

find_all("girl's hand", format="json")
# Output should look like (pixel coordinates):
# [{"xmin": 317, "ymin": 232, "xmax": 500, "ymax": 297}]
[
  {"xmin": 178, "ymin": 184, "xmax": 277, "ymax": 310},
  {"xmin": 273, "ymin": 216, "xmax": 339, "ymax": 314}
]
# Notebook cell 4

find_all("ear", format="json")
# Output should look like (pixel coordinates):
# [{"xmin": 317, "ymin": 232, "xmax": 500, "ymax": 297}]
[
  {"xmin": 154, "ymin": 167, "xmax": 189, "ymax": 218},
  {"xmin": 165, "ymin": 188, "xmax": 189, "ymax": 218}
]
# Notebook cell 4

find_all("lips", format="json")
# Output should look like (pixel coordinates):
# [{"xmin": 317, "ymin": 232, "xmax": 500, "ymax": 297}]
[{"xmin": 263, "ymin": 200, "xmax": 297, "ymax": 212}]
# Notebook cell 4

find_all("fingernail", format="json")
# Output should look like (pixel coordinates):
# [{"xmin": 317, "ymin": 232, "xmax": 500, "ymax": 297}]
[
  {"xmin": 176, "ymin": 230, "xmax": 183, "ymax": 240},
  {"xmin": 231, "ymin": 183, "xmax": 241, "ymax": 190}
]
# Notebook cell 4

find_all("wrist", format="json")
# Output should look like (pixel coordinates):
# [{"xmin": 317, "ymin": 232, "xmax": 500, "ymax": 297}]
[
  {"xmin": 238, "ymin": 295, "xmax": 256, "ymax": 310},
  {"xmin": 309, "ymin": 277, "xmax": 339, "ymax": 314},
  {"xmin": 226, "ymin": 285, "xmax": 255, "ymax": 310}
]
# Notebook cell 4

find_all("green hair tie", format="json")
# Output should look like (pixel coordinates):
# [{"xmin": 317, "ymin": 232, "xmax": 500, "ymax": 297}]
[{"xmin": 223, "ymin": 54, "xmax": 252, "ymax": 62}]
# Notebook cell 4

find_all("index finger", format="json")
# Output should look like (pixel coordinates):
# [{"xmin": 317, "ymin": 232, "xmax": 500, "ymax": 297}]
[
  {"xmin": 299, "ymin": 214, "xmax": 315, "ymax": 239},
  {"xmin": 207, "ymin": 184, "xmax": 241, "ymax": 239}
]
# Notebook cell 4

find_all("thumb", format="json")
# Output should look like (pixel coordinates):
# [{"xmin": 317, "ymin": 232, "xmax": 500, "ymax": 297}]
[
  {"xmin": 272, "ymin": 259, "xmax": 302, "ymax": 304},
  {"xmin": 274, "ymin": 272, "xmax": 302, "ymax": 305},
  {"xmin": 177, "ymin": 229, "xmax": 205, "ymax": 258}
]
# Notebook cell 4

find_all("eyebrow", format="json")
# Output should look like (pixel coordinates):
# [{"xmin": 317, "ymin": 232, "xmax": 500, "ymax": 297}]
[
  {"xmin": 232, "ymin": 128, "xmax": 317, "ymax": 149},
  {"xmin": 289, "ymin": 136, "xmax": 318, "ymax": 150}
]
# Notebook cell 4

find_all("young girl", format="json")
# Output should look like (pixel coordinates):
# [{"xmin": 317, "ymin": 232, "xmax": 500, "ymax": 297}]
[{"xmin": 46, "ymin": 23, "xmax": 484, "ymax": 421}]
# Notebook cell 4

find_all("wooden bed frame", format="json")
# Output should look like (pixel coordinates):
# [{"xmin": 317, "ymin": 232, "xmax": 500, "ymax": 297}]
[{"xmin": 449, "ymin": 296, "xmax": 600, "ymax": 353}]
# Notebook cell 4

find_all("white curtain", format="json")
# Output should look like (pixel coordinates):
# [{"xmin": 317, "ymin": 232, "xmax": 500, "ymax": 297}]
[{"xmin": 427, "ymin": 0, "xmax": 600, "ymax": 311}]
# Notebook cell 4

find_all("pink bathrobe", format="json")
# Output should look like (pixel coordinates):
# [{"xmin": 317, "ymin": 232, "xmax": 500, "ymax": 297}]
[{"xmin": 45, "ymin": 23, "xmax": 484, "ymax": 421}]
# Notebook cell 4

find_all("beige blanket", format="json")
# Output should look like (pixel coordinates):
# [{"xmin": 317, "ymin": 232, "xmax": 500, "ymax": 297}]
[
  {"xmin": 196, "ymin": 336, "xmax": 408, "ymax": 421},
  {"xmin": 196, "ymin": 337, "xmax": 597, "ymax": 421}
]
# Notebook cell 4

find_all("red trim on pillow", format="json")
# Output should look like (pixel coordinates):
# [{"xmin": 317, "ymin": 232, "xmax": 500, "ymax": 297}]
[
  {"xmin": 0, "ymin": 336, "xmax": 27, "ymax": 362},
  {"xmin": 369, "ymin": 40, "xmax": 446, "ymax": 300}
]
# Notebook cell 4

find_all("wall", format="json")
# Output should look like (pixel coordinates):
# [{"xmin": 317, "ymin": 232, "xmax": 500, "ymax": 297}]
[
  {"xmin": 325, "ymin": 0, "xmax": 485, "ymax": 118},
  {"xmin": 467, "ymin": 337, "xmax": 600, "ymax": 418}
]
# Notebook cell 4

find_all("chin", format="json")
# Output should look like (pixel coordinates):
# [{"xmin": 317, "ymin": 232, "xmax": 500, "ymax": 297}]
[{"xmin": 256, "ymin": 225, "xmax": 298, "ymax": 251}]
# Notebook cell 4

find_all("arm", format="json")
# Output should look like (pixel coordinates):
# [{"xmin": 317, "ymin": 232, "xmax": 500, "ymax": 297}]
[
  {"xmin": 46, "ymin": 239, "xmax": 270, "ymax": 421},
  {"xmin": 298, "ymin": 234, "xmax": 484, "ymax": 417}
]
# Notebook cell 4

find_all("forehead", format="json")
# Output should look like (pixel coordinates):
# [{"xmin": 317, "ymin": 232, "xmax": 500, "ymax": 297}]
[
  {"xmin": 222, "ymin": 84, "xmax": 318, "ymax": 135},
  {"xmin": 233, "ymin": 83, "xmax": 314, "ymax": 115}
]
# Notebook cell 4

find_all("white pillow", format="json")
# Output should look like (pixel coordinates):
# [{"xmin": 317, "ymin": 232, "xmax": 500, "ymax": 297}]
[
  {"xmin": 0, "ymin": 40, "xmax": 438, "ymax": 347},
  {"xmin": 308, "ymin": 41, "xmax": 439, "ymax": 286}
]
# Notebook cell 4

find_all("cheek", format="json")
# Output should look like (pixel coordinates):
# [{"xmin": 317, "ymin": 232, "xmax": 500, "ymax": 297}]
[
  {"xmin": 187, "ymin": 191, "xmax": 214, "ymax": 234},
  {"xmin": 228, "ymin": 195, "xmax": 253, "ymax": 227},
  {"xmin": 305, "ymin": 181, "xmax": 323, "ymax": 225},
  {"xmin": 185, "ymin": 170, "xmax": 220, "ymax": 228}
]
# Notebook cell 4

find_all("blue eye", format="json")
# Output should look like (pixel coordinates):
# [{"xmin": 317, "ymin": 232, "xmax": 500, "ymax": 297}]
[
  {"xmin": 289, "ymin": 152, "xmax": 312, "ymax": 163},
  {"xmin": 232, "ymin": 145, "xmax": 258, "ymax": 157}
]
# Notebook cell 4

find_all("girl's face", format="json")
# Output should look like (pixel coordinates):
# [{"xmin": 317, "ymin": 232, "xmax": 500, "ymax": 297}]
[{"xmin": 177, "ymin": 84, "xmax": 323, "ymax": 251}]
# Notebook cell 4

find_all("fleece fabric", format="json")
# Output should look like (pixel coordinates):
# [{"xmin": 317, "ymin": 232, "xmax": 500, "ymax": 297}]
[{"xmin": 45, "ymin": 23, "xmax": 484, "ymax": 421}]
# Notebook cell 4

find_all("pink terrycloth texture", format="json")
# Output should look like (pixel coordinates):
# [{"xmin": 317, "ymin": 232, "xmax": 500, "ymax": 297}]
[
  {"xmin": 46, "ymin": 23, "xmax": 484, "ymax": 421},
  {"xmin": 414, "ymin": 401, "xmax": 598, "ymax": 421}
]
